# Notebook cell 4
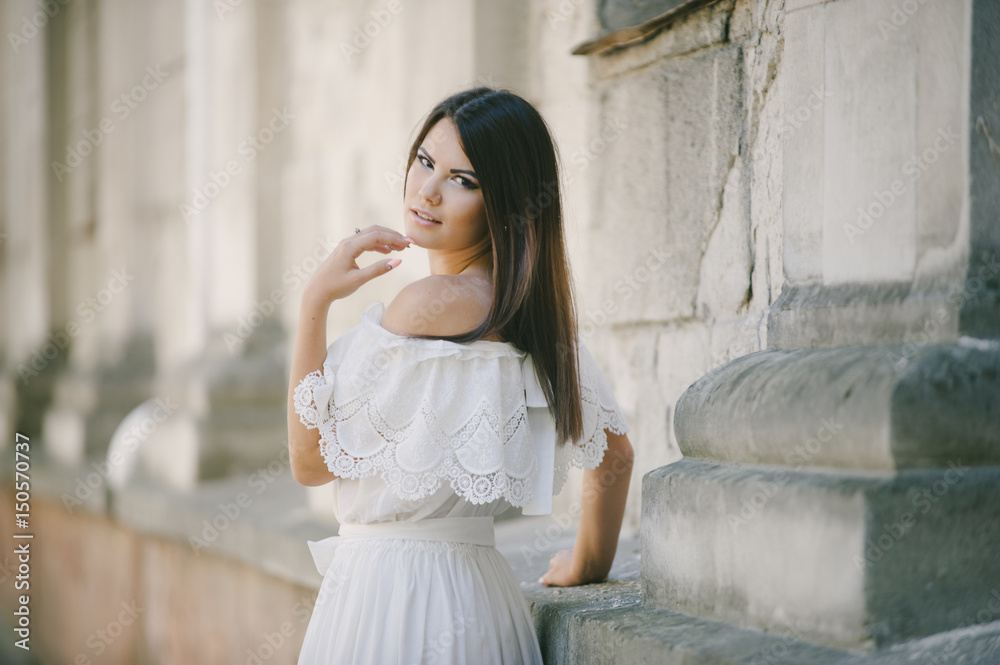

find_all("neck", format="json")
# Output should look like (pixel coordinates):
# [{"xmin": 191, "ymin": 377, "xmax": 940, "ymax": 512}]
[{"xmin": 427, "ymin": 240, "xmax": 493, "ymax": 277}]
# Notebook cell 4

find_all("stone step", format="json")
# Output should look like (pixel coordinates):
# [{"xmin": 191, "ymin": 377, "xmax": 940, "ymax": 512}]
[
  {"xmin": 523, "ymin": 593, "xmax": 1000, "ymax": 665},
  {"xmin": 496, "ymin": 515, "xmax": 1000, "ymax": 664},
  {"xmin": 674, "ymin": 339, "xmax": 1000, "ymax": 472},
  {"xmin": 641, "ymin": 458, "xmax": 1000, "ymax": 651}
]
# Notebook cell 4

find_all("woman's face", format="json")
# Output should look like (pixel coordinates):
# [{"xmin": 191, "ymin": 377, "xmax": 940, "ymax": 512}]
[{"xmin": 403, "ymin": 118, "xmax": 489, "ymax": 251}]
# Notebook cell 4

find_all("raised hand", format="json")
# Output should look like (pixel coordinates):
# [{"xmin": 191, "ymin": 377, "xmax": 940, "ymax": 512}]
[{"xmin": 305, "ymin": 226, "xmax": 412, "ymax": 306}]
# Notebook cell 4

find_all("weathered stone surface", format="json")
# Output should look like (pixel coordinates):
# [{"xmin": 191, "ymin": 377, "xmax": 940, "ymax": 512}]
[
  {"xmin": 589, "ymin": 43, "xmax": 744, "ymax": 324},
  {"xmin": 527, "ymin": 593, "xmax": 1000, "ymax": 664},
  {"xmin": 780, "ymin": 0, "xmax": 982, "ymax": 346},
  {"xmin": 674, "ymin": 339, "xmax": 1000, "ymax": 471},
  {"xmin": 963, "ymin": 0, "xmax": 1000, "ymax": 338},
  {"xmin": 642, "ymin": 459, "xmax": 1000, "ymax": 649},
  {"xmin": 767, "ymin": 282, "xmax": 962, "ymax": 350}
]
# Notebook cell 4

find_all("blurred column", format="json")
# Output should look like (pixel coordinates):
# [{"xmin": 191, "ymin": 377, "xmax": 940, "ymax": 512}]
[{"xmin": 0, "ymin": 0, "xmax": 53, "ymax": 448}]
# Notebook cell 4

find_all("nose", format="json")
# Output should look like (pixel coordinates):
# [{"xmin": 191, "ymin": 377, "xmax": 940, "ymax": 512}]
[{"xmin": 418, "ymin": 174, "xmax": 442, "ymax": 206}]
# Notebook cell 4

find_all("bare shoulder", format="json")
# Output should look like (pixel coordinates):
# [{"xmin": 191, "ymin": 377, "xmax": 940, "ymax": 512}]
[{"xmin": 381, "ymin": 274, "xmax": 497, "ymax": 339}]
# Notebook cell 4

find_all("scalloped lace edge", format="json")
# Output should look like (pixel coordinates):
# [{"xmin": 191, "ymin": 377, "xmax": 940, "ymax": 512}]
[{"xmin": 293, "ymin": 368, "xmax": 629, "ymax": 506}]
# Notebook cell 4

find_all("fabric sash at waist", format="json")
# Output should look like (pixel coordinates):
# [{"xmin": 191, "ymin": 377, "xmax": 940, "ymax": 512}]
[{"xmin": 307, "ymin": 516, "xmax": 495, "ymax": 577}]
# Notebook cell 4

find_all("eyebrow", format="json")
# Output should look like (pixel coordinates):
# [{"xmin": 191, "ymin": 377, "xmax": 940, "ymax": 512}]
[{"xmin": 418, "ymin": 147, "xmax": 478, "ymax": 180}]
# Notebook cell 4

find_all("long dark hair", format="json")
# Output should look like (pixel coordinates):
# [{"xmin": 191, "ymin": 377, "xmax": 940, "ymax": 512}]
[{"xmin": 403, "ymin": 87, "xmax": 584, "ymax": 447}]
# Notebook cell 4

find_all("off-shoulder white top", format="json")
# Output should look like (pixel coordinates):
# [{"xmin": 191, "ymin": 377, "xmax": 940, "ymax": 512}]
[{"xmin": 293, "ymin": 300, "xmax": 629, "ymax": 525}]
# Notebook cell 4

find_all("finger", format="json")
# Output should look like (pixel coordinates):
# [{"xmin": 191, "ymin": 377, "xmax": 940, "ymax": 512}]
[
  {"xmin": 356, "ymin": 227, "xmax": 411, "ymax": 245},
  {"xmin": 361, "ymin": 257, "xmax": 402, "ymax": 282},
  {"xmin": 353, "ymin": 230, "xmax": 411, "ymax": 256},
  {"xmin": 539, "ymin": 571, "xmax": 564, "ymax": 587},
  {"xmin": 357, "ymin": 224, "xmax": 406, "ymax": 236}
]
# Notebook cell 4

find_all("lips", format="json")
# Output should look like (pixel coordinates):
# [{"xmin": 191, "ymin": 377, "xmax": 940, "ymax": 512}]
[{"xmin": 412, "ymin": 208, "xmax": 441, "ymax": 224}]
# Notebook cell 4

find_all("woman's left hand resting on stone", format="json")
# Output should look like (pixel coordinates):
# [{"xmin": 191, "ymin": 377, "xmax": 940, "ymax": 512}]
[{"xmin": 539, "ymin": 429, "xmax": 634, "ymax": 587}]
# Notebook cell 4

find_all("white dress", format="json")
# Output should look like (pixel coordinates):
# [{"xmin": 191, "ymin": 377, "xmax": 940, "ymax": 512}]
[{"xmin": 292, "ymin": 300, "xmax": 629, "ymax": 665}]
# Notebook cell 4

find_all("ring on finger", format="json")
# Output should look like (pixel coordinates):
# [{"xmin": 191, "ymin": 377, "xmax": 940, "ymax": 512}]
[{"xmin": 355, "ymin": 227, "xmax": 362, "ymax": 235}]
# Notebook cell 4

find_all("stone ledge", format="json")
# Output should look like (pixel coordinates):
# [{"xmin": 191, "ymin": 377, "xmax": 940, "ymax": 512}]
[
  {"xmin": 592, "ymin": 0, "xmax": 734, "ymax": 79},
  {"xmin": 766, "ymin": 283, "xmax": 962, "ymax": 351},
  {"xmin": 642, "ymin": 459, "xmax": 1000, "ymax": 650},
  {"xmin": 674, "ymin": 338, "xmax": 1000, "ymax": 471},
  {"xmin": 111, "ymin": 471, "xmax": 336, "ymax": 590},
  {"xmin": 522, "ymin": 595, "xmax": 1000, "ymax": 665},
  {"xmin": 7, "ymin": 452, "xmax": 339, "ymax": 590}
]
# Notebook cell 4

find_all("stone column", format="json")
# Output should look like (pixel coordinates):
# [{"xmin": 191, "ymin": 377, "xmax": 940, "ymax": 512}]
[
  {"xmin": 38, "ymin": 0, "xmax": 159, "ymax": 468},
  {"xmin": 644, "ymin": 0, "xmax": 1000, "ymax": 659},
  {"xmin": 145, "ymin": 0, "xmax": 294, "ymax": 488},
  {"xmin": 0, "ymin": 0, "xmax": 53, "ymax": 447}
]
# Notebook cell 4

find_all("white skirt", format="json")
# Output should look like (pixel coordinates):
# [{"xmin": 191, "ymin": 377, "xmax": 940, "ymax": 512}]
[{"xmin": 297, "ymin": 517, "xmax": 544, "ymax": 665}]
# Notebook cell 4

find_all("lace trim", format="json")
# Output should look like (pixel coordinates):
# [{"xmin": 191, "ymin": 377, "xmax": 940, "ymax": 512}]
[
  {"xmin": 292, "ymin": 312, "xmax": 631, "ymax": 509},
  {"xmin": 293, "ymin": 370, "xmax": 326, "ymax": 430},
  {"xmin": 552, "ymin": 383, "xmax": 630, "ymax": 494},
  {"xmin": 294, "ymin": 369, "xmax": 535, "ymax": 506}
]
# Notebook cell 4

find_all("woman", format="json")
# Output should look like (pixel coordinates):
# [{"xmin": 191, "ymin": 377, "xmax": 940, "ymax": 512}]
[{"xmin": 287, "ymin": 87, "xmax": 634, "ymax": 664}]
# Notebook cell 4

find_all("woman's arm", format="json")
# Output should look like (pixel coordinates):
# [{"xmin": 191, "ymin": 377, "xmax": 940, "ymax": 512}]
[
  {"xmin": 286, "ymin": 289, "xmax": 341, "ymax": 486},
  {"xmin": 539, "ymin": 429, "xmax": 634, "ymax": 586},
  {"xmin": 286, "ymin": 226, "xmax": 411, "ymax": 486}
]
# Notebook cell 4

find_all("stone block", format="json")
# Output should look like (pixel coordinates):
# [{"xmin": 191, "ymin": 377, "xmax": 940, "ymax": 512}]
[
  {"xmin": 766, "ymin": 282, "xmax": 963, "ymax": 350},
  {"xmin": 674, "ymin": 339, "xmax": 1000, "ymax": 471},
  {"xmin": 591, "ymin": 44, "xmax": 743, "ymax": 324},
  {"xmin": 642, "ymin": 458, "xmax": 1000, "ymax": 649}
]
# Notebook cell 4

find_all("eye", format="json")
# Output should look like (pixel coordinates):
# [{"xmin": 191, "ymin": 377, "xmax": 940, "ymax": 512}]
[
  {"xmin": 417, "ymin": 154, "xmax": 433, "ymax": 169},
  {"xmin": 453, "ymin": 175, "xmax": 479, "ymax": 190}
]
